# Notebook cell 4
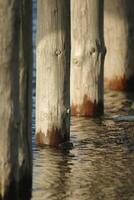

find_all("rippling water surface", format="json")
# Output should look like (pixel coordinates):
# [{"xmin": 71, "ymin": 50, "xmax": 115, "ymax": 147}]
[
  {"xmin": 31, "ymin": 90, "xmax": 134, "ymax": 200},
  {"xmin": 32, "ymin": 2, "xmax": 134, "ymax": 199}
]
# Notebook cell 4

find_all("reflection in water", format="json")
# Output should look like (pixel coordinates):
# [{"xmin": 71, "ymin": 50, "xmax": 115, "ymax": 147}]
[
  {"xmin": 32, "ymin": 91, "xmax": 134, "ymax": 200},
  {"xmin": 31, "ymin": 1, "xmax": 134, "ymax": 199}
]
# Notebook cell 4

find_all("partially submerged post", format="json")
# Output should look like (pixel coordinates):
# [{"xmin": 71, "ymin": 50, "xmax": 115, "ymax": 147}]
[
  {"xmin": 36, "ymin": 0, "xmax": 70, "ymax": 146},
  {"xmin": 19, "ymin": 0, "xmax": 33, "ymax": 198},
  {"xmin": 0, "ymin": 1, "xmax": 20, "ymax": 199},
  {"xmin": 104, "ymin": 0, "xmax": 134, "ymax": 91},
  {"xmin": 71, "ymin": 0, "xmax": 105, "ymax": 117}
]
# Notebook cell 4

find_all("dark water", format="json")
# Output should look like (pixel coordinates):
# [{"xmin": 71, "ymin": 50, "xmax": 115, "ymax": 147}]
[
  {"xmin": 31, "ymin": 90, "xmax": 134, "ymax": 200},
  {"xmin": 32, "ymin": 2, "xmax": 134, "ymax": 199}
]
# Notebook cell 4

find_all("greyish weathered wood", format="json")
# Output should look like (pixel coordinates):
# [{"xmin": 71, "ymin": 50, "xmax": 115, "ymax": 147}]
[
  {"xmin": 71, "ymin": 0, "xmax": 106, "ymax": 117},
  {"xmin": 0, "ymin": 0, "xmax": 20, "ymax": 199},
  {"xmin": 19, "ymin": 0, "xmax": 33, "ymax": 199},
  {"xmin": 104, "ymin": 0, "xmax": 134, "ymax": 91},
  {"xmin": 36, "ymin": 0, "xmax": 70, "ymax": 146}
]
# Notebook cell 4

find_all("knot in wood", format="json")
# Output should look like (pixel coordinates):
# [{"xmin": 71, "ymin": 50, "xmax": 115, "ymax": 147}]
[
  {"xmin": 55, "ymin": 49, "xmax": 61, "ymax": 56},
  {"xmin": 54, "ymin": 8, "xmax": 58, "ymax": 15},
  {"xmin": 73, "ymin": 58, "xmax": 79, "ymax": 65},
  {"xmin": 89, "ymin": 47, "xmax": 96, "ymax": 55}
]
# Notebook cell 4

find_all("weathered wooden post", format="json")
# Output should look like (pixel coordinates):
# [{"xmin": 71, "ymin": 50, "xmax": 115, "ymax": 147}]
[
  {"xmin": 71, "ymin": 0, "xmax": 105, "ymax": 117},
  {"xmin": 36, "ymin": 0, "xmax": 70, "ymax": 146},
  {"xmin": 104, "ymin": 0, "xmax": 134, "ymax": 91},
  {"xmin": 19, "ymin": 0, "xmax": 33, "ymax": 199},
  {"xmin": 0, "ymin": 1, "xmax": 20, "ymax": 199}
]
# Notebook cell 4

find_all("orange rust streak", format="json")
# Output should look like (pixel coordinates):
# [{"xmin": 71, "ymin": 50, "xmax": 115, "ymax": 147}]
[
  {"xmin": 36, "ymin": 127, "xmax": 65, "ymax": 147},
  {"xmin": 71, "ymin": 95, "xmax": 103, "ymax": 117},
  {"xmin": 71, "ymin": 104, "xmax": 78, "ymax": 116},
  {"xmin": 105, "ymin": 75, "xmax": 134, "ymax": 91},
  {"xmin": 36, "ymin": 131, "xmax": 45, "ymax": 145},
  {"xmin": 80, "ymin": 95, "xmax": 97, "ymax": 116}
]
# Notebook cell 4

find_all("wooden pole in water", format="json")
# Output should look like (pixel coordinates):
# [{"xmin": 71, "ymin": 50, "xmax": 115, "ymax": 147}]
[
  {"xmin": 104, "ymin": 0, "xmax": 134, "ymax": 91},
  {"xmin": 0, "ymin": 1, "xmax": 20, "ymax": 199},
  {"xmin": 71, "ymin": 0, "xmax": 106, "ymax": 117},
  {"xmin": 36, "ymin": 0, "xmax": 70, "ymax": 146},
  {"xmin": 19, "ymin": 0, "xmax": 33, "ymax": 198}
]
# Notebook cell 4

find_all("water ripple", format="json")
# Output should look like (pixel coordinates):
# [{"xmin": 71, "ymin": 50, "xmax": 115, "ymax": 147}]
[{"xmin": 32, "ymin": 90, "xmax": 134, "ymax": 200}]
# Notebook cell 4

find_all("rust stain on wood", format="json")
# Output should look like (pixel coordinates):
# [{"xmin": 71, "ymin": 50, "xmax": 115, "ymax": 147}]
[
  {"xmin": 36, "ymin": 131, "xmax": 45, "ymax": 145},
  {"xmin": 71, "ymin": 104, "xmax": 78, "ymax": 116},
  {"xmin": 105, "ymin": 75, "xmax": 134, "ymax": 91},
  {"xmin": 36, "ymin": 127, "xmax": 65, "ymax": 147},
  {"xmin": 80, "ymin": 95, "xmax": 97, "ymax": 116},
  {"xmin": 71, "ymin": 95, "xmax": 103, "ymax": 117}
]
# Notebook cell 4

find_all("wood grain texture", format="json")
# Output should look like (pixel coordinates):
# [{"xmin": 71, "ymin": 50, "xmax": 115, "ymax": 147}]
[
  {"xmin": 71, "ymin": 0, "xmax": 105, "ymax": 117},
  {"xmin": 36, "ymin": 0, "xmax": 70, "ymax": 146},
  {"xmin": 0, "ymin": 0, "xmax": 20, "ymax": 199},
  {"xmin": 104, "ymin": 0, "xmax": 134, "ymax": 91}
]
